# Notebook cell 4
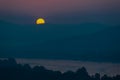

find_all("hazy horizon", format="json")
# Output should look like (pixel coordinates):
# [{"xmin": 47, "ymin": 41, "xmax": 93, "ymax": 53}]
[{"xmin": 1, "ymin": 58, "xmax": 119, "ymax": 76}]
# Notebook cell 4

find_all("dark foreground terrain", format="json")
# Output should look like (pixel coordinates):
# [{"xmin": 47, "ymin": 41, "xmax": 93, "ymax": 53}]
[{"xmin": 0, "ymin": 58, "xmax": 120, "ymax": 80}]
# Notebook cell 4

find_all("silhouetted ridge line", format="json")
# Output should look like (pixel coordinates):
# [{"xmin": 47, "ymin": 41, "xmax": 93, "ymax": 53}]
[{"xmin": 0, "ymin": 58, "xmax": 119, "ymax": 80}]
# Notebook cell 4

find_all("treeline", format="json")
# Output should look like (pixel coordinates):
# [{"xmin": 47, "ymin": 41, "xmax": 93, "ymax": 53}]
[{"xmin": 0, "ymin": 58, "xmax": 119, "ymax": 80}]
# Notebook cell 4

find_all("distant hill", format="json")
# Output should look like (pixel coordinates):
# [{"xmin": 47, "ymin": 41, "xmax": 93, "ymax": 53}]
[
  {"xmin": 37, "ymin": 26, "xmax": 120, "ymax": 62},
  {"xmin": 0, "ymin": 21, "xmax": 120, "ymax": 62}
]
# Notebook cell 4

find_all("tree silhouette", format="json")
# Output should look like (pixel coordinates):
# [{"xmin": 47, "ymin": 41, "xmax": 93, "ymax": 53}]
[
  {"xmin": 0, "ymin": 58, "xmax": 119, "ymax": 80},
  {"xmin": 74, "ymin": 67, "xmax": 91, "ymax": 80}
]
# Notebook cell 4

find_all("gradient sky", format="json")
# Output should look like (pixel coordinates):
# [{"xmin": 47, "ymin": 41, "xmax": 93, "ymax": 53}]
[
  {"xmin": 0, "ymin": 0, "xmax": 120, "ymax": 25},
  {"xmin": 0, "ymin": 0, "xmax": 120, "ymax": 63}
]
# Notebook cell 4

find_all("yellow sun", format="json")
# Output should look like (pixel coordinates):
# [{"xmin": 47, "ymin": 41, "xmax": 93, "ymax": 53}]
[{"xmin": 36, "ymin": 18, "xmax": 45, "ymax": 25}]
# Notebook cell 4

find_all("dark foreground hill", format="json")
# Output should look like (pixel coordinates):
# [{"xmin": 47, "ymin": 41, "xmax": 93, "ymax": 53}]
[{"xmin": 0, "ymin": 58, "xmax": 120, "ymax": 80}]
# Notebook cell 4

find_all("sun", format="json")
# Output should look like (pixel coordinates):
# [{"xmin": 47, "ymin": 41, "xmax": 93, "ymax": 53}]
[{"xmin": 36, "ymin": 18, "xmax": 45, "ymax": 25}]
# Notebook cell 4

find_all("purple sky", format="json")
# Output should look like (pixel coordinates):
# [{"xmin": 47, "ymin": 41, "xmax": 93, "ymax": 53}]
[{"xmin": 0, "ymin": 0, "xmax": 120, "ymax": 24}]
